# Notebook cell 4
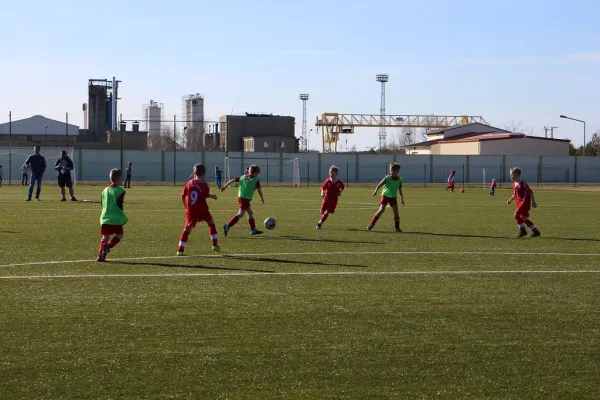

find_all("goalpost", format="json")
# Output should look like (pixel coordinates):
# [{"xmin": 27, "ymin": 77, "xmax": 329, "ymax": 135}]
[
  {"xmin": 224, "ymin": 156, "xmax": 231, "ymax": 184},
  {"xmin": 286, "ymin": 158, "xmax": 300, "ymax": 187},
  {"xmin": 0, "ymin": 147, "xmax": 76, "ymax": 186}
]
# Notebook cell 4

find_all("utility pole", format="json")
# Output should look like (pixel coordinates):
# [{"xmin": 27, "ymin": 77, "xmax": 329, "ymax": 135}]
[{"xmin": 376, "ymin": 74, "xmax": 389, "ymax": 150}]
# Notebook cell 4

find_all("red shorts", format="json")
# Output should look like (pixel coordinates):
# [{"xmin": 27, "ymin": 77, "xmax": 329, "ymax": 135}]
[
  {"xmin": 380, "ymin": 196, "xmax": 398, "ymax": 207},
  {"xmin": 100, "ymin": 224, "xmax": 124, "ymax": 235},
  {"xmin": 320, "ymin": 197, "xmax": 338, "ymax": 214},
  {"xmin": 515, "ymin": 207, "xmax": 530, "ymax": 219},
  {"xmin": 238, "ymin": 197, "xmax": 251, "ymax": 210},
  {"xmin": 186, "ymin": 210, "xmax": 214, "ymax": 228}
]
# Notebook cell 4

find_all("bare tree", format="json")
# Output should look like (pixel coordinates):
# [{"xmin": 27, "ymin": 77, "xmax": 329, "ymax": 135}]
[
  {"xmin": 504, "ymin": 120, "xmax": 534, "ymax": 135},
  {"xmin": 147, "ymin": 125, "xmax": 175, "ymax": 150}
]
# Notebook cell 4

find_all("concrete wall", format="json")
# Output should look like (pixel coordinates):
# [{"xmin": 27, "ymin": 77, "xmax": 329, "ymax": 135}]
[
  {"xmin": 1, "ymin": 148, "xmax": 599, "ymax": 185},
  {"xmin": 480, "ymin": 137, "xmax": 569, "ymax": 156}
]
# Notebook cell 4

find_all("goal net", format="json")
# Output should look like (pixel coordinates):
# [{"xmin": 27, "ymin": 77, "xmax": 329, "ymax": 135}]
[
  {"xmin": 0, "ymin": 147, "xmax": 76, "ymax": 186},
  {"xmin": 285, "ymin": 158, "xmax": 301, "ymax": 187},
  {"xmin": 224, "ymin": 156, "xmax": 231, "ymax": 184}
]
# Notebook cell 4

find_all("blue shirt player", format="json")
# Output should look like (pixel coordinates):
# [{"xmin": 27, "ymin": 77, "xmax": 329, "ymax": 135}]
[
  {"xmin": 215, "ymin": 166, "xmax": 223, "ymax": 189},
  {"xmin": 24, "ymin": 145, "xmax": 47, "ymax": 201}
]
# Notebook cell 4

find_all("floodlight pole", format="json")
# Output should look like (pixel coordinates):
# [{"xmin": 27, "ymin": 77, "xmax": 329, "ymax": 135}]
[{"xmin": 376, "ymin": 74, "xmax": 389, "ymax": 150}]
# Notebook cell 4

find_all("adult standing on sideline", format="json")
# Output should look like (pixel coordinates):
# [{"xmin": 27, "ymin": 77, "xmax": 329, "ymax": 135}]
[
  {"xmin": 24, "ymin": 145, "xmax": 46, "ymax": 201},
  {"xmin": 55, "ymin": 150, "xmax": 77, "ymax": 201},
  {"xmin": 124, "ymin": 162, "xmax": 132, "ymax": 188}
]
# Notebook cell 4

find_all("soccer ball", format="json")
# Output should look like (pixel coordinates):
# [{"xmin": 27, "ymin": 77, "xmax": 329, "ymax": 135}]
[
  {"xmin": 264, "ymin": 217, "xmax": 276, "ymax": 230},
  {"xmin": 460, "ymin": 188, "xmax": 465, "ymax": 193}
]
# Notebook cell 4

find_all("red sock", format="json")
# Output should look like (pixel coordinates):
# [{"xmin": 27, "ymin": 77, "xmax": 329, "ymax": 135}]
[
  {"xmin": 178, "ymin": 230, "xmax": 191, "ymax": 252},
  {"xmin": 248, "ymin": 218, "xmax": 256, "ymax": 231},
  {"xmin": 319, "ymin": 213, "xmax": 329, "ymax": 224},
  {"xmin": 98, "ymin": 237, "xmax": 108, "ymax": 259},
  {"xmin": 370, "ymin": 214, "xmax": 380, "ymax": 226},
  {"xmin": 108, "ymin": 236, "xmax": 121, "ymax": 249},
  {"xmin": 228, "ymin": 215, "xmax": 240, "ymax": 228},
  {"xmin": 208, "ymin": 224, "xmax": 218, "ymax": 245},
  {"xmin": 394, "ymin": 217, "xmax": 400, "ymax": 229},
  {"xmin": 524, "ymin": 219, "xmax": 539, "ymax": 233}
]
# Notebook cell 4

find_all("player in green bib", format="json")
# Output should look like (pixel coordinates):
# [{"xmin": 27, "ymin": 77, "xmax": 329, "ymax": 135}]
[
  {"xmin": 97, "ymin": 168, "xmax": 128, "ymax": 261},
  {"xmin": 221, "ymin": 165, "xmax": 265, "ymax": 236},
  {"xmin": 368, "ymin": 162, "xmax": 405, "ymax": 232}
]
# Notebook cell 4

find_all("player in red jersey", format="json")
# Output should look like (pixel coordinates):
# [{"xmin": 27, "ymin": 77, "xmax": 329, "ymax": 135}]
[
  {"xmin": 177, "ymin": 163, "xmax": 219, "ymax": 255},
  {"xmin": 446, "ymin": 170, "xmax": 456, "ymax": 192},
  {"xmin": 507, "ymin": 167, "xmax": 540, "ymax": 238},
  {"xmin": 316, "ymin": 165, "xmax": 345, "ymax": 230}
]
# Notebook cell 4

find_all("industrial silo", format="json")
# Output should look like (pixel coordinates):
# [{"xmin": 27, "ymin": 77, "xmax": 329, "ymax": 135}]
[{"xmin": 182, "ymin": 94, "xmax": 204, "ymax": 150}]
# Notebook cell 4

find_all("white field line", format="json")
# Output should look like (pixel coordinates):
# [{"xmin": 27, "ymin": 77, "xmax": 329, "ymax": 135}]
[
  {"xmin": 1, "ymin": 270, "xmax": 600, "ymax": 280},
  {"xmin": 0, "ymin": 251, "xmax": 599, "ymax": 269},
  {"xmin": 5, "ymin": 205, "xmax": 600, "ymax": 213}
]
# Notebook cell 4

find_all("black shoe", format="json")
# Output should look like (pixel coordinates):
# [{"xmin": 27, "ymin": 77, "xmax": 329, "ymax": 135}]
[
  {"xmin": 530, "ymin": 231, "xmax": 541, "ymax": 237},
  {"xmin": 517, "ymin": 230, "xmax": 527, "ymax": 238},
  {"xmin": 60, "ymin": 198, "xmax": 67, "ymax": 202},
  {"xmin": 71, "ymin": 197, "xmax": 78, "ymax": 202},
  {"xmin": 251, "ymin": 230, "xmax": 263, "ymax": 235}
]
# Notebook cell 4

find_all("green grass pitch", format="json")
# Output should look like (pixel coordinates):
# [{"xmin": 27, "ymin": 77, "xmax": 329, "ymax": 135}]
[{"xmin": 1, "ymin": 183, "xmax": 599, "ymax": 399}]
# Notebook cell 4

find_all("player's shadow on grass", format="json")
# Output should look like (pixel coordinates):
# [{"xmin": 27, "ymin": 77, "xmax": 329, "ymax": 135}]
[
  {"xmin": 223, "ymin": 255, "xmax": 368, "ymax": 268},
  {"xmin": 111, "ymin": 260, "xmax": 274, "ymax": 273},
  {"xmin": 255, "ymin": 235, "xmax": 386, "ymax": 245},
  {"xmin": 353, "ymin": 229, "xmax": 600, "ymax": 242}
]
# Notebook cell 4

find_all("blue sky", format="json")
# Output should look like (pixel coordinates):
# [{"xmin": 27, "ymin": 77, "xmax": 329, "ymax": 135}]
[{"xmin": 1, "ymin": 0, "xmax": 598, "ymax": 151}]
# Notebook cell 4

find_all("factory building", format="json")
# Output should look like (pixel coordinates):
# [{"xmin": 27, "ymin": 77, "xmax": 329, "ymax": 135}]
[
  {"xmin": 219, "ymin": 113, "xmax": 298, "ymax": 153},
  {"xmin": 406, "ymin": 123, "xmax": 570, "ymax": 156}
]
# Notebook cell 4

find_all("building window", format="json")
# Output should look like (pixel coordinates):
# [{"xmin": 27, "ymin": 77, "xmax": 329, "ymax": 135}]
[{"xmin": 264, "ymin": 142, "xmax": 269, "ymax": 149}]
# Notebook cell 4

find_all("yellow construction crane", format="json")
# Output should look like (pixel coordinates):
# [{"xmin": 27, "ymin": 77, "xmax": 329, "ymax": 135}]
[{"xmin": 315, "ymin": 113, "xmax": 489, "ymax": 153}]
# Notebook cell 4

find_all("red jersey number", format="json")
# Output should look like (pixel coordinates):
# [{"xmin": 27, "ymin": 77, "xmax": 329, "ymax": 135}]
[{"xmin": 184, "ymin": 180, "xmax": 210, "ymax": 213}]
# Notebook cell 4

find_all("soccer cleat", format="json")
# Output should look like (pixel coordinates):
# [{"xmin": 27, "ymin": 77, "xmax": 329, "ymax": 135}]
[
  {"xmin": 223, "ymin": 224, "xmax": 229, "ymax": 237},
  {"xmin": 25, "ymin": 198, "xmax": 31, "ymax": 201},
  {"xmin": 35, "ymin": 198, "xmax": 41, "ymax": 201},
  {"xmin": 60, "ymin": 198, "xmax": 66, "ymax": 202},
  {"xmin": 71, "ymin": 197, "xmax": 78, "ymax": 202},
  {"xmin": 367, "ymin": 224, "xmax": 374, "ymax": 231},
  {"xmin": 395, "ymin": 228, "xmax": 402, "ymax": 233},
  {"xmin": 517, "ymin": 230, "xmax": 527, "ymax": 238},
  {"xmin": 251, "ymin": 229, "xmax": 263, "ymax": 235},
  {"xmin": 530, "ymin": 231, "xmax": 541, "ymax": 238},
  {"xmin": 176, "ymin": 251, "xmax": 184, "ymax": 256},
  {"xmin": 316, "ymin": 224, "xmax": 322, "ymax": 230},
  {"xmin": 212, "ymin": 245, "xmax": 220, "ymax": 252},
  {"xmin": 96, "ymin": 257, "xmax": 106, "ymax": 262}
]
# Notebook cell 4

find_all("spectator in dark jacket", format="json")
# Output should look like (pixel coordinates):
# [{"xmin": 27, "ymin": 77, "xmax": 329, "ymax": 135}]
[{"xmin": 25, "ymin": 145, "xmax": 46, "ymax": 201}]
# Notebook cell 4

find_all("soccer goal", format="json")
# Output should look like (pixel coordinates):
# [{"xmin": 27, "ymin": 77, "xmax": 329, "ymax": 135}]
[
  {"xmin": 0, "ymin": 147, "xmax": 76, "ymax": 185},
  {"xmin": 285, "ymin": 158, "xmax": 301, "ymax": 187},
  {"xmin": 224, "ymin": 156, "xmax": 231, "ymax": 184}
]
